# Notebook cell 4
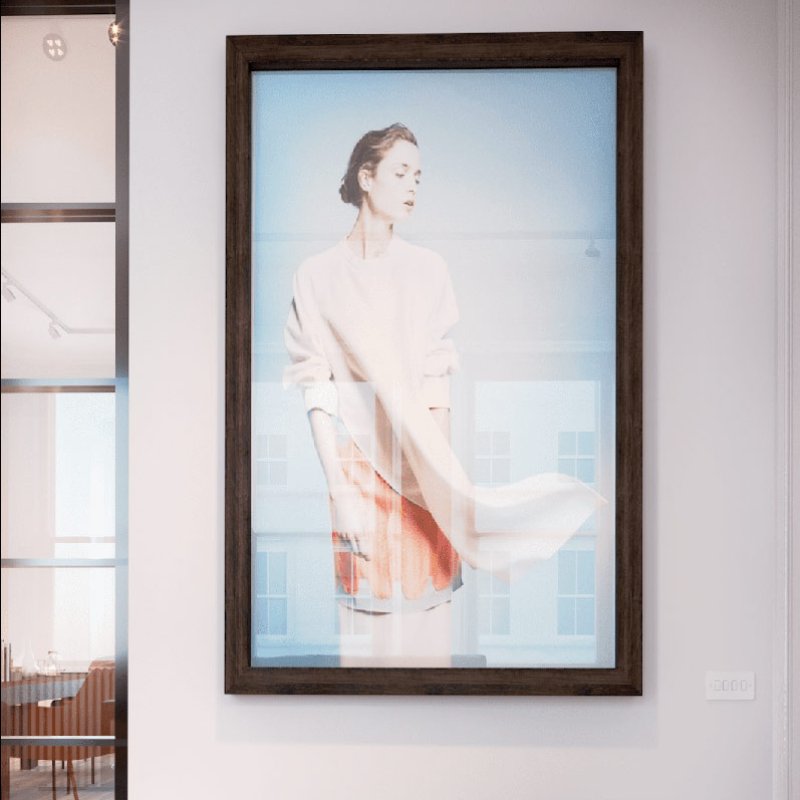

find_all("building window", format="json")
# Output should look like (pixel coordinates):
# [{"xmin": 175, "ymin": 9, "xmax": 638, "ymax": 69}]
[
  {"xmin": 254, "ymin": 551, "xmax": 288, "ymax": 636},
  {"xmin": 255, "ymin": 433, "xmax": 288, "ymax": 487},
  {"xmin": 477, "ymin": 555, "xmax": 511, "ymax": 636},
  {"xmin": 557, "ymin": 549, "xmax": 595, "ymax": 635},
  {"xmin": 557, "ymin": 430, "xmax": 595, "ymax": 484},
  {"xmin": 475, "ymin": 430, "xmax": 511, "ymax": 485}
]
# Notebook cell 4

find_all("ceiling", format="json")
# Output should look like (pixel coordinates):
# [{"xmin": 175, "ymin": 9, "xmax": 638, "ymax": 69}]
[{"xmin": 1, "ymin": 14, "xmax": 116, "ymax": 379}]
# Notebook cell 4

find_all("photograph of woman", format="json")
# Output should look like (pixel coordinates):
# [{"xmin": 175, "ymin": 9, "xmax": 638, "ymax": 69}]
[
  {"xmin": 247, "ymin": 65, "xmax": 619, "ymax": 670},
  {"xmin": 281, "ymin": 122, "xmax": 603, "ymax": 667},
  {"xmin": 283, "ymin": 124, "xmax": 464, "ymax": 666}
]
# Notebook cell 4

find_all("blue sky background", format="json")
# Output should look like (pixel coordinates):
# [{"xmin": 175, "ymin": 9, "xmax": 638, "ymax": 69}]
[
  {"xmin": 252, "ymin": 68, "xmax": 617, "ymax": 356},
  {"xmin": 253, "ymin": 68, "xmax": 616, "ymax": 241}
]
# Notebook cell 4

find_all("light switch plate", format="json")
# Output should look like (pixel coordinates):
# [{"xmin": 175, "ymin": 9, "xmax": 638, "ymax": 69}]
[{"xmin": 705, "ymin": 671, "xmax": 755, "ymax": 700}]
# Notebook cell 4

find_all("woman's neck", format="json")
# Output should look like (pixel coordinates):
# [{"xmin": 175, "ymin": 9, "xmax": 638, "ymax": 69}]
[{"xmin": 346, "ymin": 212, "xmax": 394, "ymax": 259}]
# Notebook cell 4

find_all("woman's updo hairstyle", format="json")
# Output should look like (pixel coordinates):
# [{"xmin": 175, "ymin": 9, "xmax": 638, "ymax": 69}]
[{"xmin": 339, "ymin": 123, "xmax": 418, "ymax": 207}]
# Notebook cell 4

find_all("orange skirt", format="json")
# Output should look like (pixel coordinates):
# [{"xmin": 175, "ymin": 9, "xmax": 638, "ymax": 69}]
[{"xmin": 331, "ymin": 438, "xmax": 460, "ymax": 603}]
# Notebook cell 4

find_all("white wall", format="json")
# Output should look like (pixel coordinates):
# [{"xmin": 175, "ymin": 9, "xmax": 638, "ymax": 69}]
[
  {"xmin": 781, "ymin": 1, "xmax": 799, "ymax": 792},
  {"xmin": 130, "ymin": 1, "xmax": 781, "ymax": 798}
]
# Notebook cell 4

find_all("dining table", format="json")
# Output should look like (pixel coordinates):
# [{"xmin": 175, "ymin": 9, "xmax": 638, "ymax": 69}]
[
  {"xmin": 1, "ymin": 672, "xmax": 89, "ymax": 800},
  {"xmin": 1, "ymin": 672, "xmax": 87, "ymax": 706}
]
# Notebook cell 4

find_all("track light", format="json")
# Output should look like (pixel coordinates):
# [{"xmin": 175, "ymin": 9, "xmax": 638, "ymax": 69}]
[{"xmin": 2, "ymin": 269, "xmax": 113, "ymax": 337}]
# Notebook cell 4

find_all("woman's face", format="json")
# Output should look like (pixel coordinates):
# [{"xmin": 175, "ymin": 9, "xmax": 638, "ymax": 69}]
[{"xmin": 359, "ymin": 139, "xmax": 421, "ymax": 223}]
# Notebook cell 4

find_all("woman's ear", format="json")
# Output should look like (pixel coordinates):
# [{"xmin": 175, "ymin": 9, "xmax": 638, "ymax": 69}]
[{"xmin": 358, "ymin": 167, "xmax": 372, "ymax": 193}]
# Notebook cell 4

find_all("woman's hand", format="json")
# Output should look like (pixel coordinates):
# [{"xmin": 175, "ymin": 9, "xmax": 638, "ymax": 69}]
[
  {"xmin": 306, "ymin": 408, "xmax": 374, "ymax": 560},
  {"xmin": 307, "ymin": 408, "xmax": 371, "ymax": 559},
  {"xmin": 331, "ymin": 488, "xmax": 372, "ymax": 561}
]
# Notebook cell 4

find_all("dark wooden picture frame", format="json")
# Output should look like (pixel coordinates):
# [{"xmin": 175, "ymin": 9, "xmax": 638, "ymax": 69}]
[{"xmin": 226, "ymin": 32, "xmax": 642, "ymax": 695}]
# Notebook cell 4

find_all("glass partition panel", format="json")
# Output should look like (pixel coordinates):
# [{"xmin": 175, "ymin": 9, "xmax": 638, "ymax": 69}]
[
  {"xmin": 1, "ymin": 393, "xmax": 115, "ymax": 560},
  {"xmin": 2, "ymin": 746, "xmax": 115, "ymax": 800},
  {"xmin": 0, "ymin": 15, "xmax": 115, "ymax": 203},
  {"xmin": 1, "ymin": 8, "xmax": 123, "ymax": 798},
  {"xmin": 0, "ymin": 567, "xmax": 115, "ymax": 680},
  {"xmin": 0, "ymin": 222, "xmax": 115, "ymax": 380},
  {"xmin": 1, "ymin": 572, "xmax": 116, "ymax": 795}
]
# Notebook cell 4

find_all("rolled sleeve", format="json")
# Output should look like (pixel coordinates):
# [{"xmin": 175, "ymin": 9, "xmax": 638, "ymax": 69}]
[
  {"xmin": 283, "ymin": 267, "xmax": 338, "ymax": 417},
  {"xmin": 303, "ymin": 380, "xmax": 339, "ymax": 416}
]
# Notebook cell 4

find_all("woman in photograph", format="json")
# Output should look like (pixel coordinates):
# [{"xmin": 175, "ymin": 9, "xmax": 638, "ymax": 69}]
[
  {"xmin": 284, "ymin": 124, "xmax": 460, "ymax": 665},
  {"xmin": 284, "ymin": 123, "xmax": 599, "ymax": 666}
]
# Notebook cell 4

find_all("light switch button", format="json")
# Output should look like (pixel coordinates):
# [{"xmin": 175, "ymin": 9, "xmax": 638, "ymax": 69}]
[{"xmin": 706, "ymin": 671, "xmax": 755, "ymax": 700}]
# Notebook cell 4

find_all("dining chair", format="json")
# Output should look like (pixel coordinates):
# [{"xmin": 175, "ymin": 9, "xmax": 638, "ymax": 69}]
[{"xmin": 4, "ymin": 660, "xmax": 115, "ymax": 800}]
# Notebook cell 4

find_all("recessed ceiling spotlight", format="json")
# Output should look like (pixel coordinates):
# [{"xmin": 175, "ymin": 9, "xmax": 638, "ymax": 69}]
[
  {"xmin": 108, "ymin": 21, "xmax": 121, "ymax": 47},
  {"xmin": 43, "ymin": 34, "xmax": 67, "ymax": 61}
]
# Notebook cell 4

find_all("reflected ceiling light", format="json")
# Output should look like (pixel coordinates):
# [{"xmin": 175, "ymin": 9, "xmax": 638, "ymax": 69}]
[
  {"xmin": 43, "ymin": 34, "xmax": 67, "ymax": 61},
  {"xmin": 585, "ymin": 239, "xmax": 601, "ymax": 258},
  {"xmin": 108, "ymin": 22, "xmax": 122, "ymax": 46},
  {"xmin": 0, "ymin": 270, "xmax": 113, "ymax": 338}
]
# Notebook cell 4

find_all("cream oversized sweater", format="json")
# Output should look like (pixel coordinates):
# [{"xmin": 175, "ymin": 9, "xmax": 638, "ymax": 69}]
[{"xmin": 284, "ymin": 236, "xmax": 603, "ymax": 574}]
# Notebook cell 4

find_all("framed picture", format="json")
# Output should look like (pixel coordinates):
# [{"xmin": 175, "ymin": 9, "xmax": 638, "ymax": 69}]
[{"xmin": 226, "ymin": 32, "xmax": 642, "ymax": 695}]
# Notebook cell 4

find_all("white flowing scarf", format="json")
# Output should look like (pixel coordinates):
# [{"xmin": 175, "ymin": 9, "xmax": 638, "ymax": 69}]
[{"xmin": 322, "ymin": 273, "xmax": 606, "ymax": 575}]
